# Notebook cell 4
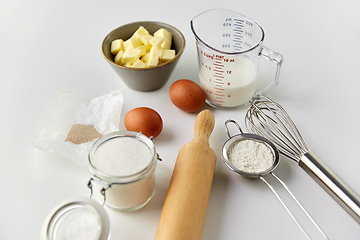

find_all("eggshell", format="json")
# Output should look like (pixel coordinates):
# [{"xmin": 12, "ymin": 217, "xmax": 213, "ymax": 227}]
[
  {"xmin": 169, "ymin": 79, "xmax": 206, "ymax": 112},
  {"xmin": 124, "ymin": 107, "xmax": 163, "ymax": 138}
]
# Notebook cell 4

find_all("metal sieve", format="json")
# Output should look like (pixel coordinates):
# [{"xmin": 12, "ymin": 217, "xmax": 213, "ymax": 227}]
[
  {"xmin": 222, "ymin": 119, "xmax": 328, "ymax": 240},
  {"xmin": 222, "ymin": 120, "xmax": 279, "ymax": 179}
]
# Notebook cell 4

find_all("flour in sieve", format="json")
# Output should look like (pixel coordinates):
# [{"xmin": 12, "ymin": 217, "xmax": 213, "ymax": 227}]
[{"xmin": 228, "ymin": 139, "xmax": 274, "ymax": 173}]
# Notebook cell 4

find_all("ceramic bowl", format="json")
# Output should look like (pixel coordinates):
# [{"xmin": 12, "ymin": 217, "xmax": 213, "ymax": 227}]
[{"xmin": 102, "ymin": 21, "xmax": 186, "ymax": 92}]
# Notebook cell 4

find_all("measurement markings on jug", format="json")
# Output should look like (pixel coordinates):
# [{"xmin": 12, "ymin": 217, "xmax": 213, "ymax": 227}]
[
  {"xmin": 234, "ymin": 33, "xmax": 243, "ymax": 38},
  {"xmin": 234, "ymin": 18, "xmax": 244, "ymax": 23},
  {"xmin": 234, "ymin": 27, "xmax": 243, "ymax": 32},
  {"xmin": 233, "ymin": 20, "xmax": 244, "ymax": 51},
  {"xmin": 213, "ymin": 57, "xmax": 225, "ymax": 105}
]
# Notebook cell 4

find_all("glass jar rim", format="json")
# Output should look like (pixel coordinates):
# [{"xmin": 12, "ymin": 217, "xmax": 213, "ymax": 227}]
[{"xmin": 88, "ymin": 131, "xmax": 157, "ymax": 183}]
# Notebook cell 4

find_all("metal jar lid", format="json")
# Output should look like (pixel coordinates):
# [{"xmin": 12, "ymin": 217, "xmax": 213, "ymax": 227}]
[{"xmin": 41, "ymin": 197, "xmax": 110, "ymax": 240}]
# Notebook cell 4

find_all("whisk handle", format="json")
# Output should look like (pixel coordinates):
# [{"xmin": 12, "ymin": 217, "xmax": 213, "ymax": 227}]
[{"xmin": 299, "ymin": 151, "xmax": 360, "ymax": 224}]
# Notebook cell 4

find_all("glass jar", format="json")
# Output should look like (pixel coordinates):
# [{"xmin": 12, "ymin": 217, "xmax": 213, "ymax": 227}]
[{"xmin": 88, "ymin": 131, "xmax": 159, "ymax": 212}]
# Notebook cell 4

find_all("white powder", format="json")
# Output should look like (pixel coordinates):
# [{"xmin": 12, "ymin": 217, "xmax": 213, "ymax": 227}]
[
  {"xmin": 89, "ymin": 136, "xmax": 156, "ymax": 211},
  {"xmin": 228, "ymin": 139, "xmax": 274, "ymax": 173},
  {"xmin": 92, "ymin": 137, "xmax": 152, "ymax": 176}
]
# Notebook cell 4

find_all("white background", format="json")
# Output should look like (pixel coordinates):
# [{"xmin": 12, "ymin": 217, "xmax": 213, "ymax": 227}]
[{"xmin": 1, "ymin": 0, "xmax": 360, "ymax": 239}]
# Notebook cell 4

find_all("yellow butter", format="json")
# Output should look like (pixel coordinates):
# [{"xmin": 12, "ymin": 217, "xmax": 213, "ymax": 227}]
[
  {"xmin": 141, "ymin": 52, "xmax": 151, "ymax": 66},
  {"xmin": 132, "ymin": 26, "xmax": 150, "ymax": 38},
  {"xmin": 147, "ymin": 46, "xmax": 163, "ymax": 67},
  {"xmin": 111, "ymin": 26, "xmax": 175, "ymax": 68},
  {"xmin": 161, "ymin": 49, "xmax": 176, "ymax": 61},
  {"xmin": 114, "ymin": 50, "xmax": 124, "ymax": 64},
  {"xmin": 150, "ymin": 36, "xmax": 164, "ymax": 48},
  {"xmin": 136, "ymin": 45, "xmax": 147, "ymax": 57},
  {"xmin": 140, "ymin": 35, "xmax": 153, "ymax": 52},
  {"xmin": 111, "ymin": 39, "xmax": 124, "ymax": 55},
  {"xmin": 132, "ymin": 59, "xmax": 146, "ymax": 68},
  {"xmin": 147, "ymin": 56, "xmax": 159, "ymax": 67},
  {"xmin": 123, "ymin": 37, "xmax": 142, "ymax": 51},
  {"xmin": 124, "ymin": 62, "xmax": 134, "ymax": 68},
  {"xmin": 161, "ymin": 40, "xmax": 171, "ymax": 49},
  {"xmin": 122, "ymin": 48, "xmax": 142, "ymax": 64},
  {"xmin": 154, "ymin": 28, "xmax": 172, "ymax": 42}
]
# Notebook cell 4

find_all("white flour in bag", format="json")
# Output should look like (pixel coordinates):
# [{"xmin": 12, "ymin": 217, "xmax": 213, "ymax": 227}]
[{"xmin": 228, "ymin": 139, "xmax": 274, "ymax": 173}]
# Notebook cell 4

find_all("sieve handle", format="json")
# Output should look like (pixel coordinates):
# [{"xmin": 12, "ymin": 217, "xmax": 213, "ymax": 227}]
[{"xmin": 299, "ymin": 151, "xmax": 360, "ymax": 224}]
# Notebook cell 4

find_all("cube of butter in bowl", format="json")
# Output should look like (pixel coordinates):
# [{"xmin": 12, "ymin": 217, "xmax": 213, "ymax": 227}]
[{"xmin": 102, "ymin": 21, "xmax": 186, "ymax": 92}]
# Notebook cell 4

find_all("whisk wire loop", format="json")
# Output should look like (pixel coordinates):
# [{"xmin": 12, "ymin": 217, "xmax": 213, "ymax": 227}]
[
  {"xmin": 246, "ymin": 103, "xmax": 297, "ymax": 160},
  {"xmin": 271, "ymin": 99, "xmax": 309, "ymax": 154},
  {"xmin": 261, "ymin": 99, "xmax": 306, "ymax": 157},
  {"xmin": 251, "ymin": 101, "xmax": 300, "ymax": 158},
  {"xmin": 246, "ymin": 96, "xmax": 309, "ymax": 161}
]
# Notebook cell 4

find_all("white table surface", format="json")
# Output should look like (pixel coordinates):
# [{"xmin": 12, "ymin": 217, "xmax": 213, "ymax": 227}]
[{"xmin": 1, "ymin": 0, "xmax": 360, "ymax": 239}]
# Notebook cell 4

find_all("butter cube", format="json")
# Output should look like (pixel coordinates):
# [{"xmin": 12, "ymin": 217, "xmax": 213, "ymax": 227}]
[
  {"xmin": 161, "ymin": 40, "xmax": 172, "ymax": 49},
  {"xmin": 154, "ymin": 28, "xmax": 172, "ymax": 42},
  {"xmin": 114, "ymin": 50, "xmax": 124, "ymax": 64},
  {"xmin": 147, "ymin": 46, "xmax": 163, "ymax": 67},
  {"xmin": 150, "ymin": 36, "xmax": 164, "ymax": 48},
  {"xmin": 147, "ymin": 55, "xmax": 159, "ymax": 67},
  {"xmin": 123, "ymin": 37, "xmax": 142, "ymax": 51},
  {"xmin": 111, "ymin": 39, "xmax": 124, "ymax": 55},
  {"xmin": 136, "ymin": 45, "xmax": 147, "ymax": 57},
  {"xmin": 155, "ymin": 28, "xmax": 172, "ymax": 49},
  {"xmin": 161, "ymin": 49, "xmax": 176, "ymax": 61},
  {"xmin": 140, "ymin": 35, "xmax": 153, "ymax": 51},
  {"xmin": 124, "ymin": 62, "xmax": 134, "ymax": 68},
  {"xmin": 122, "ymin": 48, "xmax": 142, "ymax": 65},
  {"xmin": 141, "ymin": 52, "xmax": 151, "ymax": 66},
  {"xmin": 132, "ymin": 26, "xmax": 150, "ymax": 38},
  {"xmin": 132, "ymin": 59, "xmax": 146, "ymax": 68}
]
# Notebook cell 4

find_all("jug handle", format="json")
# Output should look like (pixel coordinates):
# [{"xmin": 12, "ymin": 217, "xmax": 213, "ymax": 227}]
[{"xmin": 258, "ymin": 46, "xmax": 284, "ymax": 95}]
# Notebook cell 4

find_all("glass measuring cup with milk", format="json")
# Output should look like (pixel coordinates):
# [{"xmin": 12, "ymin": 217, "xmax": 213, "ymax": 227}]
[{"xmin": 191, "ymin": 9, "xmax": 283, "ymax": 108}]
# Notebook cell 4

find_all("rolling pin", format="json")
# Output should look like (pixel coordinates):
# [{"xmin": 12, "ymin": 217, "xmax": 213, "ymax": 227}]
[{"xmin": 154, "ymin": 109, "xmax": 217, "ymax": 240}]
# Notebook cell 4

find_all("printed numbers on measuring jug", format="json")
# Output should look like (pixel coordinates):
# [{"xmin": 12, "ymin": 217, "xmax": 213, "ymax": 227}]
[
  {"xmin": 244, "ymin": 42, "xmax": 252, "ymax": 48},
  {"xmin": 223, "ymin": 58, "xmax": 235, "ymax": 63},
  {"xmin": 222, "ymin": 33, "xmax": 231, "ymax": 48},
  {"xmin": 245, "ymin": 21, "xmax": 253, "ymax": 27},
  {"xmin": 223, "ymin": 17, "xmax": 232, "ymax": 26},
  {"xmin": 202, "ymin": 62, "xmax": 211, "ymax": 71},
  {"xmin": 245, "ymin": 31, "xmax": 252, "ymax": 37}
]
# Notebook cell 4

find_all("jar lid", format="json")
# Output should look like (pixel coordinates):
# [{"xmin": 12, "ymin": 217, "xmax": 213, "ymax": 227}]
[{"xmin": 41, "ymin": 197, "xmax": 110, "ymax": 240}]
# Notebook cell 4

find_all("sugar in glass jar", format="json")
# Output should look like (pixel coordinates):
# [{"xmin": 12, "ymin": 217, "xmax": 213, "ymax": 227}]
[{"xmin": 88, "ymin": 131, "xmax": 159, "ymax": 212}]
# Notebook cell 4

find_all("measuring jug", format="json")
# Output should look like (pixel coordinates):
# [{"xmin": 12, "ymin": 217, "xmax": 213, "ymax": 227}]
[{"xmin": 190, "ymin": 9, "xmax": 283, "ymax": 108}]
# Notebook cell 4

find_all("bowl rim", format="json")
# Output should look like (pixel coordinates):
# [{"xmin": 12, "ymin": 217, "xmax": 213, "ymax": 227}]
[{"xmin": 101, "ymin": 21, "xmax": 186, "ymax": 71}]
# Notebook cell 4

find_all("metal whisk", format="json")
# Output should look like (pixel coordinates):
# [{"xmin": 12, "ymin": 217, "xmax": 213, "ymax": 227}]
[{"xmin": 245, "ymin": 95, "xmax": 360, "ymax": 224}]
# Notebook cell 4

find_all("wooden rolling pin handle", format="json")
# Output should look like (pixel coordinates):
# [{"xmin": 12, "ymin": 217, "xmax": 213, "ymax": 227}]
[{"xmin": 193, "ymin": 109, "xmax": 215, "ymax": 143}]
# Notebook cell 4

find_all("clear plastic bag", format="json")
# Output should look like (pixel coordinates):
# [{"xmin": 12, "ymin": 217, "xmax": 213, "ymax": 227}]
[{"xmin": 30, "ymin": 87, "xmax": 123, "ymax": 166}]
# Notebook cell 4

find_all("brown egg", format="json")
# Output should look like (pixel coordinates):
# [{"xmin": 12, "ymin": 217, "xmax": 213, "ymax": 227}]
[
  {"xmin": 124, "ymin": 107, "xmax": 163, "ymax": 138},
  {"xmin": 169, "ymin": 79, "xmax": 206, "ymax": 112}
]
